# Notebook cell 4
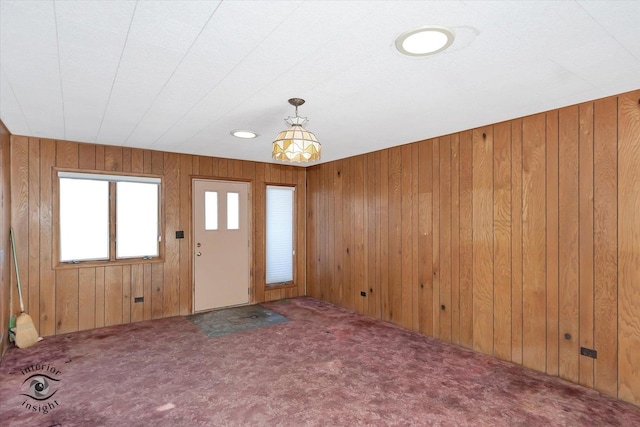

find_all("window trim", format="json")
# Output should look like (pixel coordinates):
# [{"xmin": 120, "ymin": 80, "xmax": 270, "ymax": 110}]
[
  {"xmin": 265, "ymin": 183, "xmax": 296, "ymax": 288},
  {"xmin": 53, "ymin": 168, "xmax": 165, "ymax": 269}
]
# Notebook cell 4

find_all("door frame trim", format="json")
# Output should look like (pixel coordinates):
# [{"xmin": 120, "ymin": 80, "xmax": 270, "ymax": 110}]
[{"xmin": 191, "ymin": 177, "xmax": 253, "ymax": 313}]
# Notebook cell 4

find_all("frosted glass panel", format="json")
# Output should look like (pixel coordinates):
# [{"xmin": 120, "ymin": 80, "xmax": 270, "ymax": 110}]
[
  {"xmin": 59, "ymin": 178, "xmax": 109, "ymax": 261},
  {"xmin": 205, "ymin": 191, "xmax": 218, "ymax": 230},
  {"xmin": 266, "ymin": 186, "xmax": 294, "ymax": 284},
  {"xmin": 227, "ymin": 192, "xmax": 239, "ymax": 230},
  {"xmin": 116, "ymin": 182, "xmax": 159, "ymax": 258}
]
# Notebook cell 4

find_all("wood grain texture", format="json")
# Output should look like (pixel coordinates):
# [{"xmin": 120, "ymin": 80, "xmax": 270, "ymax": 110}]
[
  {"xmin": 78, "ymin": 268, "xmax": 95, "ymax": 331},
  {"xmin": 432, "ymin": 139, "xmax": 440, "ymax": 338},
  {"xmin": 558, "ymin": 106, "xmax": 580, "ymax": 383},
  {"xmin": 39, "ymin": 140, "xmax": 56, "ymax": 336},
  {"xmin": 493, "ymin": 122, "xmax": 512, "ymax": 361},
  {"xmin": 545, "ymin": 111, "xmax": 559, "ymax": 376},
  {"xmin": 617, "ymin": 90, "xmax": 640, "ymax": 405},
  {"xmin": 472, "ymin": 127, "xmax": 494, "ymax": 355},
  {"xmin": 401, "ymin": 145, "xmax": 414, "ymax": 329},
  {"xmin": 55, "ymin": 269, "xmax": 78, "ymax": 333},
  {"xmin": 28, "ymin": 138, "xmax": 40, "ymax": 330},
  {"xmin": 511, "ymin": 119, "xmax": 524, "ymax": 364},
  {"xmin": 10, "ymin": 136, "xmax": 29, "ymax": 316},
  {"xmin": 459, "ymin": 131, "xmax": 474, "ymax": 349},
  {"xmin": 439, "ymin": 136, "xmax": 452, "ymax": 341},
  {"xmin": 593, "ymin": 96, "xmax": 618, "ymax": 397},
  {"xmin": 388, "ymin": 147, "xmax": 402, "ymax": 325},
  {"xmin": 521, "ymin": 114, "xmax": 546, "ymax": 373},
  {"xmin": 578, "ymin": 102, "xmax": 595, "ymax": 388},
  {"xmin": 450, "ymin": 137, "xmax": 460, "ymax": 344},
  {"xmin": 104, "ymin": 266, "xmax": 123, "ymax": 326},
  {"xmin": 418, "ymin": 140, "xmax": 433, "ymax": 336}
]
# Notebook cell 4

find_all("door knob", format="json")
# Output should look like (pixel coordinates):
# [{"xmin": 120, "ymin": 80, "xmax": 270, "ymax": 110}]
[{"xmin": 196, "ymin": 251, "xmax": 202, "ymax": 256}]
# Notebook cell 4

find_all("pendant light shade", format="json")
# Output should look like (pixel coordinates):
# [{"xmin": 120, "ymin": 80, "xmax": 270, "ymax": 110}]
[{"xmin": 272, "ymin": 98, "xmax": 321, "ymax": 162}]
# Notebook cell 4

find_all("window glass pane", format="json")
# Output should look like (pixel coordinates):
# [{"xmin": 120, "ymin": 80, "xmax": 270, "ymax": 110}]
[
  {"xmin": 227, "ymin": 192, "xmax": 239, "ymax": 230},
  {"xmin": 116, "ymin": 182, "xmax": 159, "ymax": 258},
  {"xmin": 205, "ymin": 191, "xmax": 218, "ymax": 230},
  {"xmin": 266, "ymin": 186, "xmax": 294, "ymax": 284},
  {"xmin": 59, "ymin": 178, "xmax": 109, "ymax": 261}
]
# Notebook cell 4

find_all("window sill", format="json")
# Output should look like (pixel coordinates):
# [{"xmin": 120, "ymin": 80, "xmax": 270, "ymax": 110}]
[
  {"xmin": 54, "ymin": 257, "xmax": 165, "ymax": 270},
  {"xmin": 265, "ymin": 282, "xmax": 296, "ymax": 290}
]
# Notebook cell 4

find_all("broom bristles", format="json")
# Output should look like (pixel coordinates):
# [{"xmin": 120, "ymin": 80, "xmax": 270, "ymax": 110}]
[{"xmin": 15, "ymin": 312, "xmax": 39, "ymax": 348}]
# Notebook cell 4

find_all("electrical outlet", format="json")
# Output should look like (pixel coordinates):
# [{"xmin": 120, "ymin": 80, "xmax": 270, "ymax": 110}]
[
  {"xmin": 176, "ymin": 230, "xmax": 184, "ymax": 239},
  {"xmin": 134, "ymin": 297, "xmax": 144, "ymax": 303},
  {"xmin": 580, "ymin": 347, "xmax": 597, "ymax": 359}
]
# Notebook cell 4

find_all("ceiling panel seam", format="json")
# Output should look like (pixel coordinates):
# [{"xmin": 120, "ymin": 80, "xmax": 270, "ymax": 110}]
[
  {"xmin": 53, "ymin": 0, "xmax": 66, "ymax": 140},
  {"xmin": 93, "ymin": 0, "xmax": 138, "ymax": 143},
  {"xmin": 122, "ymin": 0, "xmax": 224, "ymax": 146},
  {"xmin": 157, "ymin": 1, "xmax": 308, "ymax": 148},
  {"xmin": 0, "ymin": 66, "xmax": 33, "ymax": 136}
]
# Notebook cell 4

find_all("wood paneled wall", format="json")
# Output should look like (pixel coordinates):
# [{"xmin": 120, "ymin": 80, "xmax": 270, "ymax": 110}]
[
  {"xmin": 306, "ymin": 89, "xmax": 640, "ymax": 405},
  {"xmin": 9, "ymin": 136, "xmax": 306, "ymax": 338},
  {"xmin": 0, "ymin": 120, "xmax": 11, "ymax": 357}
]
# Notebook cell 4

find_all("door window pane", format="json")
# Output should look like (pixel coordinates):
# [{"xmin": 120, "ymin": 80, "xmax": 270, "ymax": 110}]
[
  {"xmin": 205, "ymin": 191, "xmax": 218, "ymax": 230},
  {"xmin": 59, "ymin": 178, "xmax": 109, "ymax": 261},
  {"xmin": 227, "ymin": 192, "xmax": 240, "ymax": 230},
  {"xmin": 266, "ymin": 186, "xmax": 294, "ymax": 284},
  {"xmin": 116, "ymin": 182, "xmax": 159, "ymax": 258}
]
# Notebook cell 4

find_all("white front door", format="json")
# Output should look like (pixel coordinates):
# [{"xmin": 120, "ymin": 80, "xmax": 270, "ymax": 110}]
[{"xmin": 193, "ymin": 179, "xmax": 250, "ymax": 312}]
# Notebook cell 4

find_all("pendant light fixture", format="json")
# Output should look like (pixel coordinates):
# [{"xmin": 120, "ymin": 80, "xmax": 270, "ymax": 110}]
[{"xmin": 272, "ymin": 98, "xmax": 321, "ymax": 162}]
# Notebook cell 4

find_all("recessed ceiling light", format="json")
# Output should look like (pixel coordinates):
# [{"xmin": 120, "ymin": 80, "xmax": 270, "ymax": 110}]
[
  {"xmin": 395, "ymin": 26, "xmax": 455, "ymax": 57},
  {"xmin": 231, "ymin": 130, "xmax": 258, "ymax": 139}
]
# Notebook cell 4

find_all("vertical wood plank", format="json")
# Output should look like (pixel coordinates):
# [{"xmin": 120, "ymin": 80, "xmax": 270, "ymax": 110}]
[
  {"xmin": 493, "ymin": 121, "xmax": 512, "ymax": 361},
  {"xmin": 511, "ymin": 119, "xmax": 524, "ymax": 364},
  {"xmin": 558, "ymin": 105, "xmax": 580, "ymax": 383},
  {"xmin": 411, "ymin": 144, "xmax": 420, "ymax": 333},
  {"xmin": 122, "ymin": 264, "xmax": 131, "ymax": 324},
  {"xmin": 151, "ymin": 263, "xmax": 164, "ymax": 319},
  {"xmin": 55, "ymin": 140, "xmax": 78, "ymax": 168},
  {"xmin": 450, "ymin": 137, "xmax": 461, "ymax": 343},
  {"xmin": 472, "ymin": 127, "xmax": 494, "ymax": 355},
  {"xmin": 78, "ymin": 143, "xmax": 96, "ymax": 169},
  {"xmin": 354, "ymin": 156, "xmax": 365, "ymax": 315},
  {"xmin": 333, "ymin": 161, "xmax": 344, "ymax": 306},
  {"xmin": 255, "ymin": 164, "xmax": 266, "ymax": 302},
  {"xmin": 104, "ymin": 265, "xmax": 123, "ymax": 326},
  {"xmin": 439, "ymin": 136, "xmax": 452, "ymax": 341},
  {"xmin": 179, "ymin": 154, "xmax": 192, "ymax": 314},
  {"xmin": 418, "ymin": 140, "xmax": 434, "ymax": 336},
  {"xmin": 546, "ymin": 110, "xmax": 560, "ymax": 375},
  {"xmin": 143, "ymin": 263, "xmax": 152, "ymax": 320},
  {"xmin": 401, "ymin": 144, "xmax": 414, "ymax": 329},
  {"xmin": 130, "ymin": 264, "xmax": 144, "ymax": 322},
  {"xmin": 11, "ymin": 137, "xmax": 29, "ymax": 316},
  {"xmin": 27, "ymin": 138, "xmax": 40, "ymax": 330},
  {"xmin": 55, "ymin": 269, "xmax": 79, "ymax": 334},
  {"xmin": 388, "ymin": 147, "xmax": 402, "ymax": 325},
  {"xmin": 78, "ymin": 268, "xmax": 95, "ymax": 331},
  {"xmin": 379, "ymin": 151, "xmax": 390, "ymax": 322},
  {"xmin": 39, "ymin": 139, "xmax": 56, "ymax": 336},
  {"xmin": 578, "ymin": 102, "xmax": 595, "ymax": 388},
  {"xmin": 104, "ymin": 145, "xmax": 123, "ymax": 171},
  {"xmin": 521, "ymin": 114, "xmax": 547, "ymax": 373},
  {"xmin": 163, "ymin": 153, "xmax": 181, "ymax": 317},
  {"xmin": 459, "ymin": 131, "xmax": 474, "ymax": 348},
  {"xmin": 95, "ymin": 266, "xmax": 105, "ymax": 328},
  {"xmin": 593, "ymin": 96, "xmax": 618, "ymax": 397},
  {"xmin": 131, "ymin": 148, "xmax": 144, "ymax": 173},
  {"xmin": 432, "ymin": 138, "xmax": 440, "ymax": 338},
  {"xmin": 617, "ymin": 89, "xmax": 640, "ymax": 405}
]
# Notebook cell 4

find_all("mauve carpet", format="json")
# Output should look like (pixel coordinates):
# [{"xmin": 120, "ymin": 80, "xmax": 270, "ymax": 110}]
[{"xmin": 0, "ymin": 297, "xmax": 639, "ymax": 426}]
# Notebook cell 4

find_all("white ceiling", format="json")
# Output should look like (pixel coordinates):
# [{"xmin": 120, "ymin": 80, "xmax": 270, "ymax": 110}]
[{"xmin": 1, "ymin": 1, "xmax": 639, "ymax": 166}]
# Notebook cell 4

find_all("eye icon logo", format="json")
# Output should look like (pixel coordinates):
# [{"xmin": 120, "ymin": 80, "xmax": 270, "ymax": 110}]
[{"xmin": 21, "ymin": 374, "xmax": 60, "ymax": 401}]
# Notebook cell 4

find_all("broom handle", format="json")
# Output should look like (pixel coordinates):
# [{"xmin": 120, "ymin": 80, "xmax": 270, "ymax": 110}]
[{"xmin": 9, "ymin": 228, "xmax": 25, "ymax": 313}]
